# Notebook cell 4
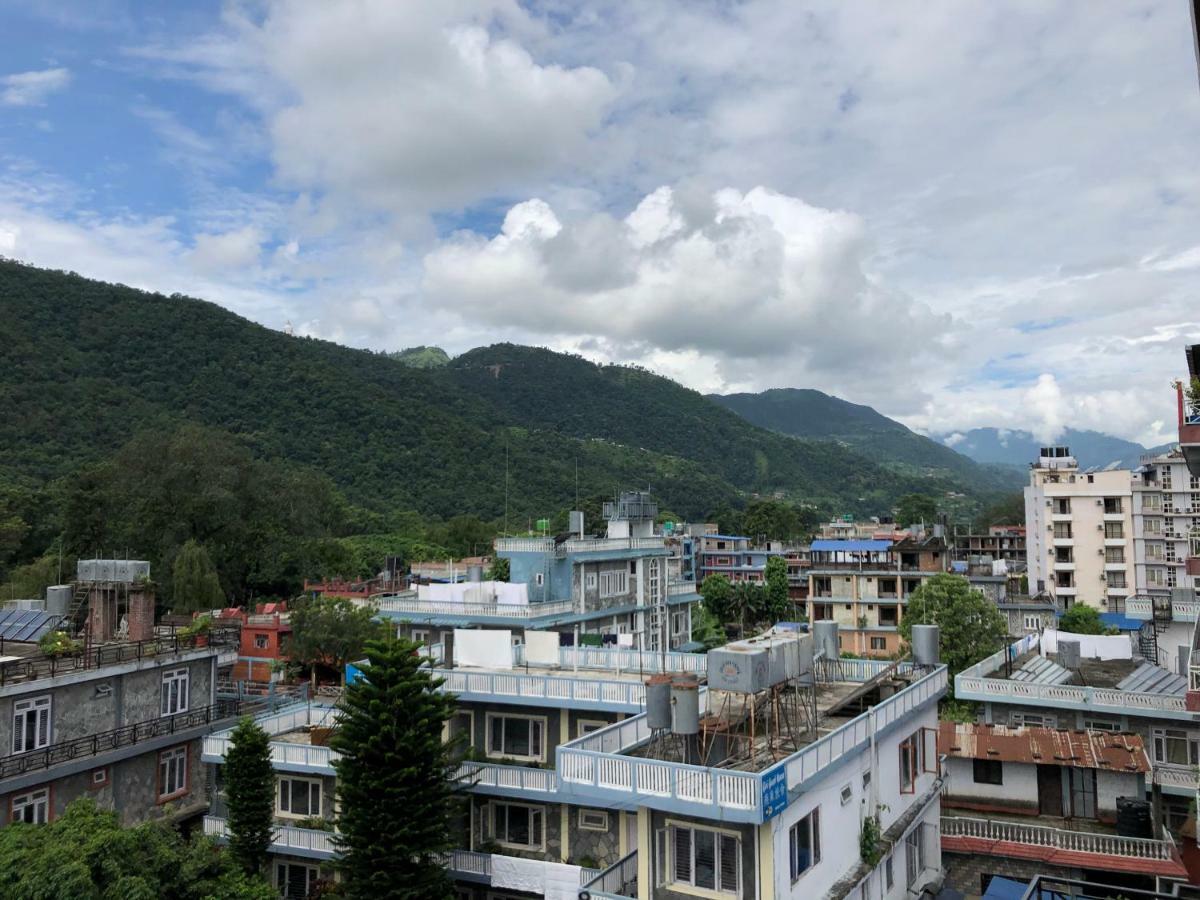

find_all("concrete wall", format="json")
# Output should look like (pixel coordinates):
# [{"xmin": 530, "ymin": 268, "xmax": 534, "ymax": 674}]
[
  {"xmin": 942, "ymin": 757, "xmax": 1039, "ymax": 813},
  {"xmin": 943, "ymin": 852, "xmax": 1081, "ymax": 896}
]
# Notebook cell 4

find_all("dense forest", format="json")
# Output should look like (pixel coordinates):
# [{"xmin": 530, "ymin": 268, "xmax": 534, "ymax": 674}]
[{"xmin": 0, "ymin": 260, "xmax": 1015, "ymax": 601}]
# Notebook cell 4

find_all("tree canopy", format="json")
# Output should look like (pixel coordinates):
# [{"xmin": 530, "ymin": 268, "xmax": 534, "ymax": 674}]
[
  {"xmin": 899, "ymin": 573, "xmax": 1008, "ymax": 696},
  {"xmin": 0, "ymin": 798, "xmax": 274, "ymax": 899},
  {"xmin": 1058, "ymin": 604, "xmax": 1116, "ymax": 635},
  {"xmin": 172, "ymin": 539, "xmax": 226, "ymax": 613},
  {"xmin": 289, "ymin": 596, "xmax": 387, "ymax": 685},
  {"xmin": 895, "ymin": 494, "xmax": 939, "ymax": 527},
  {"xmin": 331, "ymin": 638, "xmax": 459, "ymax": 899},
  {"xmin": 224, "ymin": 718, "xmax": 277, "ymax": 876}
]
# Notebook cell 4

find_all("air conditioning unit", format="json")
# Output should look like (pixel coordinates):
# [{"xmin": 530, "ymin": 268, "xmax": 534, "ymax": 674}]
[
  {"xmin": 1097, "ymin": 548, "xmax": 1105, "ymax": 555},
  {"xmin": 1046, "ymin": 499, "xmax": 1052, "ymax": 507},
  {"xmin": 1096, "ymin": 499, "xmax": 1104, "ymax": 506},
  {"xmin": 1100, "ymin": 597, "xmax": 1108, "ymax": 606},
  {"xmin": 1098, "ymin": 524, "xmax": 1104, "ymax": 531}
]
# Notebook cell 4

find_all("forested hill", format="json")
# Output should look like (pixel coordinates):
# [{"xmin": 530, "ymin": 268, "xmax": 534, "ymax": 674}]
[
  {"xmin": 710, "ymin": 388, "xmax": 1022, "ymax": 491},
  {"xmin": 1, "ymin": 261, "xmax": 1003, "ymax": 524}
]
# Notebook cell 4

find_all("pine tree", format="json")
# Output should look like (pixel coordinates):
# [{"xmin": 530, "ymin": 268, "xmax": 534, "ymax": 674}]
[
  {"xmin": 224, "ymin": 718, "xmax": 276, "ymax": 877},
  {"xmin": 171, "ymin": 539, "xmax": 225, "ymax": 613},
  {"xmin": 331, "ymin": 638, "xmax": 458, "ymax": 900}
]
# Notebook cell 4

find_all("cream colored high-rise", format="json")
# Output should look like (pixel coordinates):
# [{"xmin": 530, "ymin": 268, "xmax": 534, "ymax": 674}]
[{"xmin": 1024, "ymin": 447, "xmax": 1134, "ymax": 611}]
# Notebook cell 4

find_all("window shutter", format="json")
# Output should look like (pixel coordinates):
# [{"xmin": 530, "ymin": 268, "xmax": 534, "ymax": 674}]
[
  {"xmin": 673, "ymin": 827, "xmax": 692, "ymax": 883},
  {"xmin": 655, "ymin": 829, "xmax": 667, "ymax": 886},
  {"xmin": 718, "ymin": 834, "xmax": 739, "ymax": 892},
  {"xmin": 279, "ymin": 779, "xmax": 289, "ymax": 813},
  {"xmin": 531, "ymin": 720, "xmax": 543, "ymax": 759},
  {"xmin": 36, "ymin": 706, "xmax": 48, "ymax": 748}
]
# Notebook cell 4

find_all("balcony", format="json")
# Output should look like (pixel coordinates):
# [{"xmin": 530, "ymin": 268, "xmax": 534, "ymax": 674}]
[
  {"xmin": 203, "ymin": 703, "xmax": 340, "ymax": 775},
  {"xmin": 556, "ymin": 646, "xmax": 707, "ymax": 675},
  {"xmin": 372, "ymin": 595, "xmax": 577, "ymax": 621},
  {"xmin": 204, "ymin": 815, "xmax": 337, "ymax": 861},
  {"xmin": 1126, "ymin": 596, "xmax": 1199, "ymax": 623},
  {"xmin": 494, "ymin": 536, "xmax": 666, "ymax": 557},
  {"xmin": 452, "ymin": 761, "xmax": 559, "ymax": 798},
  {"xmin": 436, "ymin": 668, "xmax": 648, "ymax": 712},
  {"xmin": 941, "ymin": 816, "xmax": 1187, "ymax": 879},
  {"xmin": 556, "ymin": 663, "xmax": 947, "ymax": 823}
]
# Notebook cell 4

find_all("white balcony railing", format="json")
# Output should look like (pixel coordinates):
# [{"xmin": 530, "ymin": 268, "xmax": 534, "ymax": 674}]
[
  {"xmin": 494, "ymin": 536, "xmax": 666, "ymax": 556},
  {"xmin": 941, "ymin": 816, "xmax": 1176, "ymax": 861},
  {"xmin": 581, "ymin": 850, "xmax": 638, "ymax": 900},
  {"xmin": 204, "ymin": 815, "xmax": 337, "ymax": 859},
  {"xmin": 1153, "ymin": 765, "xmax": 1199, "ymax": 791},
  {"xmin": 557, "ymin": 646, "xmax": 707, "ymax": 675},
  {"xmin": 440, "ymin": 849, "xmax": 492, "ymax": 877},
  {"xmin": 374, "ymin": 596, "xmax": 577, "ymax": 619},
  {"xmin": 453, "ymin": 761, "xmax": 559, "ymax": 794},
  {"xmin": 436, "ymin": 669, "xmax": 647, "ymax": 710},
  {"xmin": 1127, "ymin": 596, "xmax": 1200, "ymax": 622},
  {"xmin": 203, "ymin": 703, "xmax": 341, "ymax": 773}
]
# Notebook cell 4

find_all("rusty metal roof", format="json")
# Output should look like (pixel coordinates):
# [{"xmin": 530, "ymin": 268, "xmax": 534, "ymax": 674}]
[{"xmin": 938, "ymin": 721, "xmax": 1150, "ymax": 773}]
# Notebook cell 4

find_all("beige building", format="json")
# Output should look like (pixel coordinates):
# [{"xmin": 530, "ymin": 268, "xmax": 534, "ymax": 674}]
[{"xmin": 1024, "ymin": 447, "xmax": 1134, "ymax": 611}]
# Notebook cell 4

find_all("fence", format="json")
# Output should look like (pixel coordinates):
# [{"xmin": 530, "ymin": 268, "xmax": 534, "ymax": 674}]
[
  {"xmin": 580, "ymin": 850, "xmax": 638, "ymax": 900},
  {"xmin": 941, "ymin": 816, "xmax": 1176, "ymax": 861},
  {"xmin": 436, "ymin": 669, "xmax": 647, "ymax": 709},
  {"xmin": 204, "ymin": 815, "xmax": 337, "ymax": 858}
]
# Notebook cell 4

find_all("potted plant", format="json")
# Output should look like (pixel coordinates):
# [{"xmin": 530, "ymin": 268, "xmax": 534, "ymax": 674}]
[
  {"xmin": 1188, "ymin": 377, "xmax": 1200, "ymax": 421},
  {"xmin": 180, "ymin": 615, "xmax": 213, "ymax": 647},
  {"xmin": 38, "ymin": 630, "xmax": 82, "ymax": 659}
]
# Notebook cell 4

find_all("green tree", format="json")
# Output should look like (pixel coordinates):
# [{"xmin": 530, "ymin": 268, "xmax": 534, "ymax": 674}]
[
  {"xmin": 1058, "ymin": 604, "xmax": 1115, "ymax": 635},
  {"xmin": 290, "ymin": 597, "xmax": 386, "ymax": 686},
  {"xmin": 486, "ymin": 556, "xmax": 510, "ymax": 582},
  {"xmin": 742, "ymin": 499, "xmax": 801, "ymax": 542},
  {"xmin": 691, "ymin": 602, "xmax": 727, "ymax": 650},
  {"xmin": 763, "ymin": 556, "xmax": 790, "ymax": 623},
  {"xmin": 896, "ymin": 494, "xmax": 938, "ymax": 527},
  {"xmin": 707, "ymin": 504, "xmax": 744, "ymax": 537},
  {"xmin": 331, "ymin": 638, "xmax": 458, "ymax": 900},
  {"xmin": 699, "ymin": 574, "xmax": 733, "ymax": 625},
  {"xmin": 731, "ymin": 581, "xmax": 767, "ymax": 636},
  {"xmin": 898, "ymin": 573, "xmax": 1007, "ymax": 697},
  {"xmin": 172, "ymin": 539, "xmax": 225, "ymax": 613},
  {"xmin": 976, "ymin": 493, "xmax": 1025, "ymax": 529},
  {"xmin": 0, "ymin": 797, "xmax": 274, "ymax": 899},
  {"xmin": 225, "ymin": 718, "xmax": 276, "ymax": 877}
]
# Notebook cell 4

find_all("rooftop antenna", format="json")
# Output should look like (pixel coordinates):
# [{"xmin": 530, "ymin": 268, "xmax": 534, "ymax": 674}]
[{"xmin": 503, "ymin": 436, "xmax": 510, "ymax": 537}]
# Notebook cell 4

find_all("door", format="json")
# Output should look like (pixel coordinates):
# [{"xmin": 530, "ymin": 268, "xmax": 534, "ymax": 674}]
[
  {"xmin": 1066, "ymin": 768, "xmax": 1097, "ymax": 819},
  {"xmin": 1037, "ymin": 765, "xmax": 1063, "ymax": 816}
]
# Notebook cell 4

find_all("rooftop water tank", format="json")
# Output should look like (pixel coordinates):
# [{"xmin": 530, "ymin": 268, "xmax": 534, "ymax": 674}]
[
  {"xmin": 671, "ymin": 680, "xmax": 700, "ymax": 735},
  {"xmin": 911, "ymin": 624, "xmax": 940, "ymax": 667},
  {"xmin": 813, "ymin": 620, "xmax": 839, "ymax": 660},
  {"xmin": 45, "ymin": 585, "xmax": 72, "ymax": 618},
  {"xmin": 707, "ymin": 645, "xmax": 770, "ymax": 693},
  {"xmin": 1058, "ymin": 638, "xmax": 1081, "ymax": 670},
  {"xmin": 645, "ymin": 675, "xmax": 673, "ymax": 731}
]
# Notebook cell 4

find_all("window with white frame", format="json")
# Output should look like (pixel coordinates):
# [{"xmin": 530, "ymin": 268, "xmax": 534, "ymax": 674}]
[
  {"xmin": 1105, "ymin": 546, "xmax": 1125, "ymax": 563},
  {"xmin": 1010, "ymin": 712, "xmax": 1056, "ymax": 728},
  {"xmin": 1107, "ymin": 571, "xmax": 1127, "ymax": 589},
  {"xmin": 1148, "ymin": 567, "xmax": 1167, "ymax": 587},
  {"xmin": 789, "ymin": 808, "xmax": 820, "ymax": 881},
  {"xmin": 598, "ymin": 569, "xmax": 629, "ymax": 598},
  {"xmin": 1147, "ymin": 542, "xmax": 1166, "ymax": 561},
  {"xmin": 671, "ymin": 611, "xmax": 688, "ymax": 637},
  {"xmin": 254, "ymin": 634, "xmax": 269, "ymax": 649},
  {"xmin": 11, "ymin": 787, "xmax": 49, "ymax": 824},
  {"xmin": 411, "ymin": 629, "xmax": 430, "ymax": 646},
  {"xmin": 1083, "ymin": 718, "xmax": 1120, "ymax": 732},
  {"xmin": 1152, "ymin": 728, "xmax": 1200, "ymax": 767},
  {"xmin": 275, "ymin": 861, "xmax": 320, "ymax": 900},
  {"xmin": 578, "ymin": 808, "xmax": 609, "ymax": 831},
  {"xmin": 667, "ymin": 822, "xmax": 740, "ymax": 895},
  {"xmin": 158, "ymin": 746, "xmax": 187, "ymax": 799},
  {"xmin": 870, "ymin": 637, "xmax": 887, "ymax": 650},
  {"xmin": 577, "ymin": 719, "xmax": 606, "ymax": 738},
  {"xmin": 489, "ymin": 801, "xmax": 545, "ymax": 850},
  {"xmin": 277, "ymin": 776, "xmax": 322, "ymax": 818},
  {"xmin": 12, "ymin": 695, "xmax": 51, "ymax": 753},
  {"xmin": 905, "ymin": 827, "xmax": 926, "ymax": 889},
  {"xmin": 486, "ymin": 713, "xmax": 545, "ymax": 761},
  {"xmin": 586, "ymin": 572, "xmax": 597, "ymax": 590},
  {"xmin": 884, "ymin": 853, "xmax": 894, "ymax": 890},
  {"xmin": 1023, "ymin": 614, "xmax": 1042, "ymax": 632},
  {"xmin": 1144, "ymin": 492, "xmax": 1163, "ymax": 511},
  {"xmin": 160, "ymin": 668, "xmax": 190, "ymax": 716}
]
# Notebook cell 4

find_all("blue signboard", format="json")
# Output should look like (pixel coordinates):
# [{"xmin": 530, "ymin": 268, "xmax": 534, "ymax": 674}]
[
  {"xmin": 345, "ymin": 661, "xmax": 366, "ymax": 685},
  {"xmin": 761, "ymin": 764, "xmax": 789, "ymax": 821}
]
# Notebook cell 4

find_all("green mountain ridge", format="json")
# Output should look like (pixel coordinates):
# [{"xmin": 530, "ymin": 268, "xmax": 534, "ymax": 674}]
[{"xmin": 0, "ymin": 261, "xmax": 1009, "ymax": 532}]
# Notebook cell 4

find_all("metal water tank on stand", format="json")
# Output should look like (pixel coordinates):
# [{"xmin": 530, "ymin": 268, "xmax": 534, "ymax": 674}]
[
  {"xmin": 645, "ymin": 675, "xmax": 674, "ymax": 731},
  {"xmin": 671, "ymin": 679, "xmax": 700, "ymax": 735},
  {"xmin": 45, "ymin": 585, "xmax": 72, "ymax": 618},
  {"xmin": 911, "ymin": 625, "xmax": 940, "ymax": 666}
]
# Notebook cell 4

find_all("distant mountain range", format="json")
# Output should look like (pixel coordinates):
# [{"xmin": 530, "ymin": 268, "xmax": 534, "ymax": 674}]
[{"xmin": 931, "ymin": 427, "xmax": 1174, "ymax": 471}]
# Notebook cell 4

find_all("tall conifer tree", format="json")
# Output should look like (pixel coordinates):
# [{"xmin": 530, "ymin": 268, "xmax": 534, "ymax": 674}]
[{"xmin": 225, "ymin": 717, "xmax": 276, "ymax": 876}]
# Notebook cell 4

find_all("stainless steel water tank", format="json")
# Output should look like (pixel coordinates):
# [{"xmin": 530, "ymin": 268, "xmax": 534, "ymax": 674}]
[
  {"xmin": 467, "ymin": 565, "xmax": 483, "ymax": 583},
  {"xmin": 45, "ymin": 585, "xmax": 72, "ymax": 617},
  {"xmin": 671, "ymin": 681, "xmax": 700, "ymax": 735},
  {"xmin": 813, "ymin": 620, "xmax": 839, "ymax": 660},
  {"xmin": 646, "ymin": 675, "xmax": 673, "ymax": 730},
  {"xmin": 911, "ymin": 624, "xmax": 940, "ymax": 666},
  {"xmin": 1058, "ymin": 638, "xmax": 1081, "ymax": 670},
  {"xmin": 796, "ymin": 633, "xmax": 815, "ymax": 686}
]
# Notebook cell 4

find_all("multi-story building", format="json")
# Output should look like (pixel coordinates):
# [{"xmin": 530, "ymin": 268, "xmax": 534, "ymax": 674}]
[
  {"xmin": 0, "ymin": 565, "xmax": 242, "ymax": 830},
  {"xmin": 1024, "ymin": 447, "xmax": 1134, "ymax": 611},
  {"xmin": 806, "ymin": 534, "xmax": 948, "ymax": 657},
  {"xmin": 956, "ymin": 626, "xmax": 1200, "ymax": 885},
  {"xmin": 205, "ymin": 622, "xmax": 950, "ymax": 899},
  {"xmin": 1132, "ymin": 448, "xmax": 1200, "ymax": 601},
  {"xmin": 694, "ymin": 533, "xmax": 784, "ymax": 584},
  {"xmin": 950, "ymin": 525, "xmax": 1026, "ymax": 567},
  {"xmin": 373, "ymin": 492, "xmax": 702, "ymax": 655},
  {"xmin": 217, "ymin": 602, "xmax": 293, "ymax": 683}
]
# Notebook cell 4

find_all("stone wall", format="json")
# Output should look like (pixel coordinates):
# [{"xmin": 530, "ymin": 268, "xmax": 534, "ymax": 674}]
[{"xmin": 942, "ymin": 851, "xmax": 1080, "ymax": 894}]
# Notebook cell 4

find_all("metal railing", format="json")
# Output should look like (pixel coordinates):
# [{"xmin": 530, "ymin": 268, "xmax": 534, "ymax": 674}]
[
  {"xmin": 581, "ymin": 850, "xmax": 638, "ymax": 900},
  {"xmin": 556, "ymin": 646, "xmax": 707, "ymax": 674},
  {"xmin": 1, "ymin": 700, "xmax": 244, "ymax": 780},
  {"xmin": 204, "ymin": 815, "xmax": 337, "ymax": 858},
  {"xmin": 495, "ymin": 536, "xmax": 666, "ymax": 556},
  {"xmin": 203, "ymin": 703, "xmax": 341, "ymax": 772},
  {"xmin": 436, "ymin": 669, "xmax": 647, "ymax": 710},
  {"xmin": 374, "ymin": 595, "xmax": 576, "ymax": 619},
  {"xmin": 0, "ymin": 630, "xmax": 239, "ymax": 687},
  {"xmin": 453, "ymin": 761, "xmax": 559, "ymax": 794},
  {"xmin": 439, "ymin": 849, "xmax": 492, "ymax": 877},
  {"xmin": 942, "ymin": 815, "xmax": 1177, "ymax": 861}
]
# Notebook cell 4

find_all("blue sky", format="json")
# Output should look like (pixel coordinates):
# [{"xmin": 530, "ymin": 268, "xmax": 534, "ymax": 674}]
[{"xmin": 1, "ymin": 1, "xmax": 1199, "ymax": 446}]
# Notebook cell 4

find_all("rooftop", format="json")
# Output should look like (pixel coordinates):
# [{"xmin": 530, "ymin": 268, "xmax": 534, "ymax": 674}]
[{"xmin": 938, "ymin": 721, "xmax": 1150, "ymax": 773}]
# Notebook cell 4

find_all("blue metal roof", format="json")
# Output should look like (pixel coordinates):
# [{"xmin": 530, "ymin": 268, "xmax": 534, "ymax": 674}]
[
  {"xmin": 1097, "ymin": 612, "xmax": 1144, "ymax": 632},
  {"xmin": 810, "ymin": 540, "xmax": 893, "ymax": 552}
]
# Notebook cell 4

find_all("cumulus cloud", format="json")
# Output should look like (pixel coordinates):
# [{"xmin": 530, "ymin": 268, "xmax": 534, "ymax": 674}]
[
  {"xmin": 1, "ymin": 67, "xmax": 71, "ymax": 106},
  {"xmin": 424, "ymin": 185, "xmax": 951, "ymax": 386},
  {"xmin": 187, "ymin": 226, "xmax": 263, "ymax": 272}
]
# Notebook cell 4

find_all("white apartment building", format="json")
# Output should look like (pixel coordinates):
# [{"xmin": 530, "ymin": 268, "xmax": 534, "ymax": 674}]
[
  {"xmin": 1132, "ymin": 449, "xmax": 1200, "ymax": 599},
  {"xmin": 1024, "ymin": 447, "xmax": 1134, "ymax": 611}
]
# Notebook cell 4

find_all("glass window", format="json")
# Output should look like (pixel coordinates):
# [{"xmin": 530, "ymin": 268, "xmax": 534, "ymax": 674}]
[
  {"xmin": 972, "ymin": 759, "xmax": 1003, "ymax": 785},
  {"xmin": 277, "ymin": 776, "xmax": 322, "ymax": 817},
  {"xmin": 870, "ymin": 637, "xmax": 886, "ymax": 650},
  {"xmin": 486, "ymin": 714, "xmax": 545, "ymax": 761},
  {"xmin": 789, "ymin": 808, "xmax": 820, "ymax": 881},
  {"xmin": 1105, "ymin": 522, "xmax": 1125, "ymax": 539},
  {"xmin": 492, "ymin": 802, "xmax": 544, "ymax": 850},
  {"xmin": 11, "ymin": 787, "xmax": 49, "ymax": 824},
  {"xmin": 578, "ymin": 809, "xmax": 609, "ymax": 831},
  {"xmin": 1105, "ymin": 547, "xmax": 1124, "ymax": 563},
  {"xmin": 158, "ymin": 746, "xmax": 187, "ymax": 799},
  {"xmin": 669, "ymin": 824, "xmax": 739, "ymax": 894},
  {"xmin": 1152, "ymin": 729, "xmax": 1199, "ymax": 767},
  {"xmin": 12, "ymin": 695, "xmax": 51, "ymax": 753},
  {"xmin": 160, "ymin": 668, "xmax": 190, "ymax": 716},
  {"xmin": 275, "ymin": 862, "xmax": 320, "ymax": 900},
  {"xmin": 899, "ymin": 732, "xmax": 921, "ymax": 792}
]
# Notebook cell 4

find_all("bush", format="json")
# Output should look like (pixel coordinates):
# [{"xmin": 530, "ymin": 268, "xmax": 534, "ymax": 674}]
[{"xmin": 38, "ymin": 630, "xmax": 81, "ymax": 658}]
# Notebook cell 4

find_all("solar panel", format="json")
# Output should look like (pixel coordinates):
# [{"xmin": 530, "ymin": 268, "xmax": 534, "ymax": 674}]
[
  {"xmin": 1116, "ymin": 663, "xmax": 1187, "ymax": 696},
  {"xmin": 1010, "ymin": 654, "xmax": 1073, "ymax": 685},
  {"xmin": 0, "ymin": 607, "xmax": 65, "ymax": 643}
]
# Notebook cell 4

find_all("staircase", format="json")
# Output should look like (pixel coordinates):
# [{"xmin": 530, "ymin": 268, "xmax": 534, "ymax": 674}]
[
  {"xmin": 1138, "ymin": 597, "xmax": 1173, "ymax": 665},
  {"xmin": 63, "ymin": 583, "xmax": 91, "ymax": 636}
]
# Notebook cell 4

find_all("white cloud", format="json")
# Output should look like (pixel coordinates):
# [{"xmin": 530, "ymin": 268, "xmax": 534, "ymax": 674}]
[
  {"xmin": 188, "ymin": 226, "xmax": 262, "ymax": 272},
  {"xmin": 1, "ymin": 67, "xmax": 71, "ymax": 106}
]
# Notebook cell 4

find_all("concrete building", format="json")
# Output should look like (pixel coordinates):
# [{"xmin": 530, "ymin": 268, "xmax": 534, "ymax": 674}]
[
  {"xmin": 694, "ymin": 533, "xmax": 784, "ymax": 585},
  {"xmin": 950, "ymin": 525, "xmax": 1026, "ymax": 567},
  {"xmin": 205, "ymin": 623, "xmax": 950, "ymax": 899},
  {"xmin": 1024, "ymin": 447, "xmax": 1135, "ymax": 612},
  {"xmin": 938, "ymin": 722, "xmax": 1187, "ymax": 892},
  {"xmin": 1132, "ymin": 448, "xmax": 1200, "ymax": 601}
]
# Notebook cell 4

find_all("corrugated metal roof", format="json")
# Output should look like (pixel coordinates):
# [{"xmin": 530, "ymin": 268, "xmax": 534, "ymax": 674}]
[
  {"xmin": 1116, "ymin": 663, "xmax": 1187, "ymax": 696},
  {"xmin": 809, "ymin": 540, "xmax": 893, "ymax": 552},
  {"xmin": 1009, "ymin": 654, "xmax": 1073, "ymax": 685},
  {"xmin": 0, "ymin": 607, "xmax": 65, "ymax": 642},
  {"xmin": 939, "ymin": 721, "xmax": 1150, "ymax": 772}
]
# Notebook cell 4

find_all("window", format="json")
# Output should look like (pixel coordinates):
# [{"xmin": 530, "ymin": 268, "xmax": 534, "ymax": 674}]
[
  {"xmin": 1143, "ymin": 518, "xmax": 1161, "ymax": 536},
  {"xmin": 534, "ymin": 573, "xmax": 544, "ymax": 586},
  {"xmin": 486, "ymin": 713, "xmax": 545, "ymax": 761},
  {"xmin": 672, "ymin": 611, "xmax": 688, "ymax": 636},
  {"xmin": 1147, "ymin": 542, "xmax": 1166, "ymax": 561},
  {"xmin": 160, "ymin": 668, "xmax": 190, "ymax": 716},
  {"xmin": 669, "ymin": 823, "xmax": 739, "ymax": 894},
  {"xmin": 1148, "ymin": 567, "xmax": 1167, "ymax": 587},
  {"xmin": 1152, "ymin": 729, "xmax": 1200, "ymax": 767},
  {"xmin": 899, "ymin": 732, "xmax": 921, "ymax": 793},
  {"xmin": 490, "ymin": 802, "xmax": 545, "ymax": 850},
  {"xmin": 586, "ymin": 572, "xmax": 597, "ymax": 590},
  {"xmin": 870, "ymin": 637, "xmax": 886, "ymax": 650},
  {"xmin": 1105, "ymin": 522, "xmax": 1124, "ymax": 539},
  {"xmin": 1010, "ymin": 712, "xmax": 1056, "ymax": 728},
  {"xmin": 578, "ymin": 809, "xmax": 609, "ymax": 831},
  {"xmin": 11, "ymin": 788, "xmax": 48, "ymax": 824},
  {"xmin": 12, "ymin": 695, "xmax": 51, "ymax": 753},
  {"xmin": 1105, "ymin": 546, "xmax": 1125, "ymax": 563},
  {"xmin": 884, "ymin": 854, "xmax": 894, "ymax": 890},
  {"xmin": 789, "ymin": 808, "xmax": 820, "ymax": 881},
  {"xmin": 972, "ymin": 759, "xmax": 1003, "ymax": 785},
  {"xmin": 1104, "ymin": 498, "xmax": 1123, "ymax": 514},
  {"xmin": 1023, "ymin": 614, "xmax": 1042, "ymax": 632},
  {"xmin": 275, "ymin": 862, "xmax": 320, "ymax": 900},
  {"xmin": 598, "ymin": 569, "xmax": 629, "ymax": 598},
  {"xmin": 577, "ymin": 719, "xmax": 607, "ymax": 738},
  {"xmin": 1084, "ymin": 719, "xmax": 1120, "ymax": 732},
  {"xmin": 1107, "ymin": 571, "xmax": 1126, "ymax": 589},
  {"xmin": 253, "ymin": 634, "xmax": 269, "ymax": 649},
  {"xmin": 1144, "ymin": 493, "xmax": 1163, "ymax": 511},
  {"xmin": 1054, "ymin": 546, "xmax": 1073, "ymax": 563},
  {"xmin": 411, "ymin": 628, "xmax": 430, "ymax": 645},
  {"xmin": 1052, "ymin": 498, "xmax": 1071, "ymax": 514},
  {"xmin": 1053, "ymin": 523, "xmax": 1073, "ymax": 539},
  {"xmin": 277, "ymin": 776, "xmax": 322, "ymax": 817},
  {"xmin": 90, "ymin": 767, "xmax": 109, "ymax": 788},
  {"xmin": 158, "ymin": 746, "xmax": 188, "ymax": 800},
  {"xmin": 905, "ymin": 827, "xmax": 926, "ymax": 889}
]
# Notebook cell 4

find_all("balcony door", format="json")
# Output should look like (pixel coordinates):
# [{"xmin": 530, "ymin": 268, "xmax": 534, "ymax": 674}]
[{"xmin": 1037, "ymin": 765, "xmax": 1063, "ymax": 816}]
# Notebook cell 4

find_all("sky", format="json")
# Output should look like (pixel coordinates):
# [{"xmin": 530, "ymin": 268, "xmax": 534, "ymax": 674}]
[{"xmin": 1, "ymin": 1, "xmax": 1198, "ymax": 448}]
